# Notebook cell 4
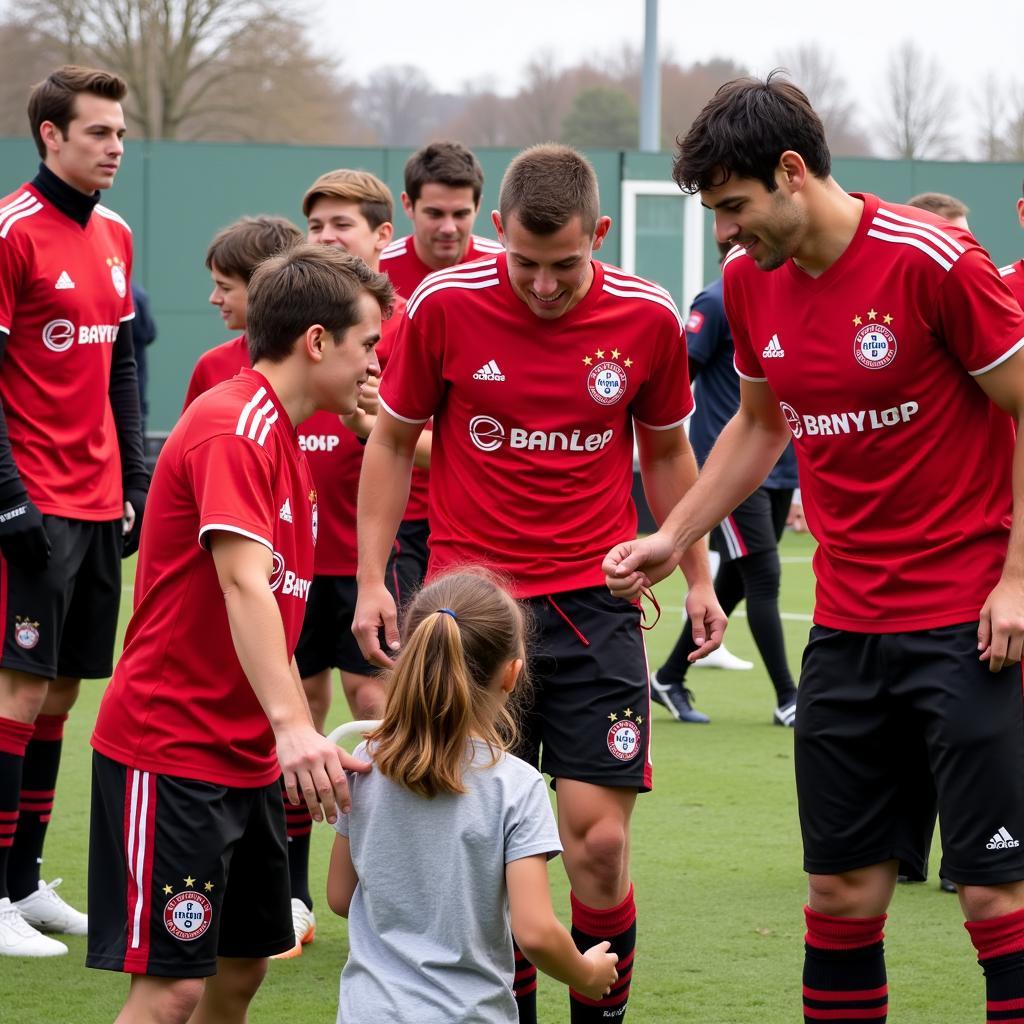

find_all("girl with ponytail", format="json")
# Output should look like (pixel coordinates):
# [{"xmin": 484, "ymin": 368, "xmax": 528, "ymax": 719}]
[{"xmin": 327, "ymin": 569, "xmax": 618, "ymax": 1022}]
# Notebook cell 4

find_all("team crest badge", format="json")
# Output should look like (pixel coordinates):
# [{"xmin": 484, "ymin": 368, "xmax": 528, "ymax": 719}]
[
  {"xmin": 852, "ymin": 311, "xmax": 897, "ymax": 370},
  {"xmin": 309, "ymin": 489, "xmax": 318, "ymax": 545},
  {"xmin": 163, "ymin": 887, "xmax": 213, "ymax": 941},
  {"xmin": 606, "ymin": 707, "xmax": 643, "ymax": 761},
  {"xmin": 583, "ymin": 349, "xmax": 632, "ymax": 406},
  {"xmin": 14, "ymin": 617, "xmax": 39, "ymax": 650},
  {"xmin": 107, "ymin": 256, "xmax": 127, "ymax": 298}
]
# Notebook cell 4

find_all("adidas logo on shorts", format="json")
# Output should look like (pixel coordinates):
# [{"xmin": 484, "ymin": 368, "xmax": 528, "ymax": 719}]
[
  {"xmin": 986, "ymin": 826, "xmax": 1020, "ymax": 850},
  {"xmin": 473, "ymin": 359, "xmax": 505, "ymax": 381}
]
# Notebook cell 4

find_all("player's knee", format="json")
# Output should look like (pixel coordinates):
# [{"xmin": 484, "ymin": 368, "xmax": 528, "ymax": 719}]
[
  {"xmin": 43, "ymin": 676, "xmax": 80, "ymax": 714},
  {"xmin": 0, "ymin": 670, "xmax": 49, "ymax": 722},
  {"xmin": 148, "ymin": 977, "xmax": 205, "ymax": 1024},
  {"xmin": 217, "ymin": 957, "xmax": 268, "ymax": 1002},
  {"xmin": 807, "ymin": 868, "xmax": 892, "ymax": 917},
  {"xmin": 961, "ymin": 881, "xmax": 1024, "ymax": 922},
  {"xmin": 579, "ymin": 821, "xmax": 629, "ymax": 883}
]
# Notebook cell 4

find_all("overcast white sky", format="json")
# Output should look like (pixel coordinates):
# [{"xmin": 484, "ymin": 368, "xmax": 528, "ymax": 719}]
[{"xmin": 317, "ymin": 0, "xmax": 1007, "ymax": 151}]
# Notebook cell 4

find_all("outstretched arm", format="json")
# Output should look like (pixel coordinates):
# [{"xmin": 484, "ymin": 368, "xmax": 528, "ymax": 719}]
[{"xmin": 605, "ymin": 379, "xmax": 791, "ymax": 598}]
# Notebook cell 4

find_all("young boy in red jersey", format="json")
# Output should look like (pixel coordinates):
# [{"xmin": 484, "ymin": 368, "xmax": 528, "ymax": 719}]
[
  {"xmin": 182, "ymin": 215, "xmax": 303, "ymax": 408},
  {"xmin": 0, "ymin": 65, "xmax": 147, "ymax": 956},
  {"xmin": 355, "ymin": 143, "xmax": 725, "ymax": 1023},
  {"xmin": 88, "ymin": 245, "xmax": 391, "ymax": 1024},
  {"xmin": 605, "ymin": 74, "xmax": 1024, "ymax": 1022}
]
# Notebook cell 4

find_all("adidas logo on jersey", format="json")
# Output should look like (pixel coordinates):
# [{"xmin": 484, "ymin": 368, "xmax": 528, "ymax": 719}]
[
  {"xmin": 762, "ymin": 333, "xmax": 784, "ymax": 358},
  {"xmin": 279, "ymin": 498, "xmax": 293, "ymax": 523},
  {"xmin": 55, "ymin": 271, "xmax": 76, "ymax": 290},
  {"xmin": 473, "ymin": 360, "xmax": 505, "ymax": 382},
  {"xmin": 987, "ymin": 827, "xmax": 1020, "ymax": 850}
]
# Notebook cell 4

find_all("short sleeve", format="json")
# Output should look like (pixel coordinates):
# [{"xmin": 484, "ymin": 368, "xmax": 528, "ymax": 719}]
[
  {"xmin": 685, "ymin": 287, "xmax": 727, "ymax": 367},
  {"xmin": 185, "ymin": 433, "xmax": 277, "ymax": 550},
  {"xmin": 631, "ymin": 311, "xmax": 694, "ymax": 430},
  {"xmin": 333, "ymin": 741, "xmax": 370, "ymax": 838},
  {"xmin": 504, "ymin": 770, "xmax": 562, "ymax": 864},
  {"xmin": 377, "ymin": 304, "xmax": 446, "ymax": 424},
  {"xmin": 0, "ymin": 232, "xmax": 27, "ymax": 336},
  {"xmin": 723, "ymin": 264, "xmax": 766, "ymax": 382},
  {"xmin": 937, "ymin": 247, "xmax": 1024, "ymax": 376}
]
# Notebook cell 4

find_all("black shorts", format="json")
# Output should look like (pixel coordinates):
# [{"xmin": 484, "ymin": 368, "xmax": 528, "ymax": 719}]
[
  {"xmin": 0, "ymin": 515, "xmax": 121, "ymax": 679},
  {"xmin": 294, "ymin": 575, "xmax": 377, "ymax": 677},
  {"xmin": 517, "ymin": 586, "xmax": 652, "ymax": 792},
  {"xmin": 711, "ymin": 486, "xmax": 792, "ymax": 564},
  {"xmin": 387, "ymin": 518, "xmax": 430, "ymax": 613},
  {"xmin": 796, "ymin": 622, "xmax": 1024, "ymax": 885},
  {"xmin": 87, "ymin": 752, "xmax": 292, "ymax": 977}
]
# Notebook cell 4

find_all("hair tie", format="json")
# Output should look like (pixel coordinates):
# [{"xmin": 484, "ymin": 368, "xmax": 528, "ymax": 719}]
[{"xmin": 438, "ymin": 608, "xmax": 458, "ymax": 620}]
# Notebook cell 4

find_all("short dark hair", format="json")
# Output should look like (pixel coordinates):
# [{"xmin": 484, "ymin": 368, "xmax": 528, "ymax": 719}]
[
  {"xmin": 906, "ymin": 192, "xmax": 969, "ymax": 220},
  {"xmin": 205, "ymin": 216, "xmax": 304, "ymax": 284},
  {"xmin": 246, "ymin": 244, "xmax": 394, "ymax": 364},
  {"xmin": 673, "ymin": 72, "xmax": 831, "ymax": 195},
  {"xmin": 404, "ymin": 142, "xmax": 484, "ymax": 205},
  {"xmin": 302, "ymin": 169, "xmax": 393, "ymax": 228},
  {"xmin": 28, "ymin": 65, "xmax": 127, "ymax": 159},
  {"xmin": 499, "ymin": 143, "xmax": 599, "ymax": 235}
]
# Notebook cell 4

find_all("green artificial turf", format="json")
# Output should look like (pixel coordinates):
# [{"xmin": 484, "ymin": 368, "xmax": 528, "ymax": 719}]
[{"xmin": 5, "ymin": 530, "xmax": 982, "ymax": 1022}]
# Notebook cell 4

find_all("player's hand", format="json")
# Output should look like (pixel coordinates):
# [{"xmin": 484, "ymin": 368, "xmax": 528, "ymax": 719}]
[
  {"xmin": 0, "ymin": 494, "xmax": 50, "ymax": 571},
  {"xmin": 341, "ymin": 407, "xmax": 376, "ymax": 440},
  {"xmin": 978, "ymin": 578, "xmax": 1024, "ymax": 672},
  {"xmin": 122, "ymin": 485, "xmax": 148, "ymax": 558},
  {"xmin": 685, "ymin": 580, "xmax": 728, "ymax": 662},
  {"xmin": 357, "ymin": 374, "xmax": 380, "ymax": 417},
  {"xmin": 603, "ymin": 531, "xmax": 678, "ymax": 601},
  {"xmin": 276, "ymin": 723, "xmax": 371, "ymax": 823},
  {"xmin": 786, "ymin": 499, "xmax": 806, "ymax": 532},
  {"xmin": 353, "ymin": 580, "xmax": 401, "ymax": 668},
  {"xmin": 580, "ymin": 941, "xmax": 619, "ymax": 1001}
]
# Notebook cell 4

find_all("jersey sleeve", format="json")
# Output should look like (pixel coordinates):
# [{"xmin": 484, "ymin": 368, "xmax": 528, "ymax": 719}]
[
  {"xmin": 0, "ymin": 230, "xmax": 27, "ymax": 336},
  {"xmin": 684, "ymin": 287, "xmax": 726, "ymax": 367},
  {"xmin": 631, "ymin": 309, "xmax": 694, "ymax": 430},
  {"xmin": 377, "ymin": 303, "xmax": 445, "ymax": 424},
  {"xmin": 723, "ymin": 263, "xmax": 766, "ymax": 382},
  {"xmin": 504, "ymin": 769, "xmax": 562, "ymax": 864},
  {"xmin": 185, "ymin": 433, "xmax": 277, "ymax": 550},
  {"xmin": 936, "ymin": 247, "xmax": 1024, "ymax": 376}
]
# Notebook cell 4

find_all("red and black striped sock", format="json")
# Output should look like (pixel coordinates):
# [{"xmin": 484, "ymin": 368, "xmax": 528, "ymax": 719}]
[
  {"xmin": 965, "ymin": 906, "xmax": 1024, "ymax": 1022},
  {"xmin": 8, "ymin": 713, "xmax": 66, "ymax": 901},
  {"xmin": 513, "ymin": 942, "xmax": 538, "ymax": 1024},
  {"xmin": 0, "ymin": 716, "xmax": 33, "ymax": 901},
  {"xmin": 803, "ymin": 905, "xmax": 888, "ymax": 1023},
  {"xmin": 569, "ymin": 884, "xmax": 636, "ymax": 1022},
  {"xmin": 281, "ymin": 778, "xmax": 314, "ymax": 910}
]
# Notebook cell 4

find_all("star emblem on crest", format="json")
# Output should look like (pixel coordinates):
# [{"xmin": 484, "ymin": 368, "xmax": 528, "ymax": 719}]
[
  {"xmin": 184, "ymin": 875, "xmax": 195, "ymax": 888},
  {"xmin": 852, "ymin": 315, "xmax": 862, "ymax": 326},
  {"xmin": 867, "ymin": 308, "xmax": 878, "ymax": 321},
  {"xmin": 163, "ymin": 884, "xmax": 173, "ymax": 895},
  {"xmin": 882, "ymin": 313, "xmax": 893, "ymax": 325},
  {"xmin": 204, "ymin": 881, "xmax": 214, "ymax": 892},
  {"xmin": 583, "ymin": 355, "xmax": 593, "ymax": 366},
  {"xmin": 607, "ymin": 712, "xmax": 618, "ymax": 722},
  {"xmin": 624, "ymin": 358, "xmax": 633, "ymax": 368},
  {"xmin": 596, "ymin": 349, "xmax": 605, "ymax": 359}
]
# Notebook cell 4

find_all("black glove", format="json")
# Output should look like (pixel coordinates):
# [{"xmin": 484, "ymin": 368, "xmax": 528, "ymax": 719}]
[
  {"xmin": 122, "ymin": 485, "xmax": 148, "ymax": 558},
  {"xmin": 0, "ymin": 493, "xmax": 50, "ymax": 571}
]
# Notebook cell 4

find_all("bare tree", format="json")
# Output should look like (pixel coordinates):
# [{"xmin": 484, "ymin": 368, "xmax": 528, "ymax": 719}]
[
  {"xmin": 1000, "ymin": 83, "xmax": 1024, "ymax": 161},
  {"xmin": 15, "ymin": 0, "xmax": 366, "ymax": 143},
  {"xmin": 0, "ymin": 17, "xmax": 65, "ymax": 135},
  {"xmin": 974, "ymin": 73, "xmax": 1006, "ymax": 160},
  {"xmin": 356, "ymin": 65, "xmax": 439, "ymax": 145},
  {"xmin": 877, "ymin": 41, "xmax": 957, "ymax": 159},
  {"xmin": 437, "ymin": 79, "xmax": 513, "ymax": 147},
  {"xmin": 776, "ymin": 45, "xmax": 871, "ymax": 156}
]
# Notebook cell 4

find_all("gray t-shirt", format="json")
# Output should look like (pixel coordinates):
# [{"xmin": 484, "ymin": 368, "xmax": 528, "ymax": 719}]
[{"xmin": 334, "ymin": 738, "xmax": 562, "ymax": 1023}]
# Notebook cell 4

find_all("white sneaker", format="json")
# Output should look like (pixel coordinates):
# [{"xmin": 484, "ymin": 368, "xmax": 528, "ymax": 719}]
[
  {"xmin": 0, "ymin": 897, "xmax": 68, "ymax": 956},
  {"xmin": 270, "ymin": 898, "xmax": 316, "ymax": 960},
  {"xmin": 14, "ymin": 878, "xmax": 88, "ymax": 936},
  {"xmin": 692, "ymin": 645, "xmax": 754, "ymax": 671}
]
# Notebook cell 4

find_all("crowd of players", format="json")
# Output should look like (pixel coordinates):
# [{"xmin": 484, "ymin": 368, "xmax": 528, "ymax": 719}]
[{"xmin": 3, "ymin": 63, "xmax": 1024, "ymax": 1024}]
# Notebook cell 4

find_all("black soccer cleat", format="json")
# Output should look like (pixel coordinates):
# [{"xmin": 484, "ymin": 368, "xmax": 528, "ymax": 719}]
[{"xmin": 650, "ymin": 672, "xmax": 710, "ymax": 724}]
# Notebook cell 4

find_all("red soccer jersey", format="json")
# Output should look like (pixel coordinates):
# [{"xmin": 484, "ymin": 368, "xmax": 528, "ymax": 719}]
[
  {"xmin": 182, "ymin": 334, "xmax": 249, "ymax": 410},
  {"xmin": 379, "ymin": 233, "xmax": 505, "ymax": 298},
  {"xmin": 999, "ymin": 259, "xmax": 1024, "ymax": 310},
  {"xmin": 378, "ymin": 254, "xmax": 693, "ymax": 598},
  {"xmin": 92, "ymin": 368, "xmax": 316, "ymax": 787},
  {"xmin": 727, "ymin": 193, "xmax": 1024, "ymax": 632},
  {"xmin": 0, "ymin": 184, "xmax": 134, "ymax": 518}
]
